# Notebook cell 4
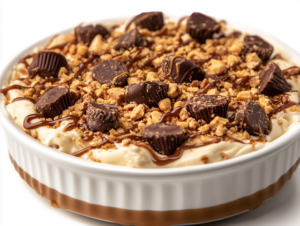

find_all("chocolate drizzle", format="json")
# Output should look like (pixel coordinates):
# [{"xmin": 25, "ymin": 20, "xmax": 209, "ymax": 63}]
[
  {"xmin": 23, "ymin": 113, "xmax": 79, "ymax": 130},
  {"xmin": 74, "ymin": 54, "xmax": 98, "ymax": 79},
  {"xmin": 72, "ymin": 135, "xmax": 249, "ymax": 166},
  {"xmin": 71, "ymin": 135, "xmax": 144, "ymax": 157},
  {"xmin": 151, "ymin": 26, "xmax": 167, "ymax": 37},
  {"xmin": 158, "ymin": 107, "xmax": 183, "ymax": 123},
  {"xmin": 196, "ymin": 75, "xmax": 228, "ymax": 95},
  {"xmin": 63, "ymin": 122, "xmax": 82, "ymax": 132},
  {"xmin": 282, "ymin": 66, "xmax": 300, "ymax": 79},
  {"xmin": 233, "ymin": 76, "xmax": 252, "ymax": 89},
  {"xmin": 11, "ymin": 97, "xmax": 36, "ymax": 104},
  {"xmin": 0, "ymin": 85, "xmax": 27, "ymax": 95},
  {"xmin": 18, "ymin": 54, "xmax": 34, "ymax": 68},
  {"xmin": 126, "ymin": 48, "xmax": 143, "ymax": 67},
  {"xmin": 268, "ymin": 102, "xmax": 299, "ymax": 118}
]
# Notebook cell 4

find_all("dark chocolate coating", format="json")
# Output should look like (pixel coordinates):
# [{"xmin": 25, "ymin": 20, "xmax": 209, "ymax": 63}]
[
  {"xmin": 114, "ymin": 28, "xmax": 146, "ymax": 50},
  {"xmin": 75, "ymin": 24, "xmax": 108, "ymax": 46},
  {"xmin": 142, "ymin": 123, "xmax": 185, "ymax": 155},
  {"xmin": 35, "ymin": 86, "xmax": 73, "ymax": 118},
  {"xmin": 186, "ymin": 95, "xmax": 229, "ymax": 123},
  {"xmin": 132, "ymin": 12, "xmax": 164, "ymax": 31},
  {"xmin": 235, "ymin": 100, "xmax": 269, "ymax": 135},
  {"xmin": 186, "ymin": 12, "xmax": 221, "ymax": 43},
  {"xmin": 86, "ymin": 102, "xmax": 119, "ymax": 132},
  {"xmin": 126, "ymin": 81, "xmax": 168, "ymax": 108},
  {"xmin": 162, "ymin": 55, "xmax": 205, "ymax": 84},
  {"xmin": 242, "ymin": 35, "xmax": 273, "ymax": 62},
  {"xmin": 258, "ymin": 62, "xmax": 291, "ymax": 96},
  {"xmin": 28, "ymin": 51, "xmax": 67, "ymax": 78},
  {"xmin": 92, "ymin": 60, "xmax": 129, "ymax": 86}
]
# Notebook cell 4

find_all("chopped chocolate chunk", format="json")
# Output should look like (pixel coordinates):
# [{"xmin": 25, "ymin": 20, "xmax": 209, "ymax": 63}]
[
  {"xmin": 186, "ymin": 95, "xmax": 229, "ymax": 123},
  {"xmin": 92, "ymin": 60, "xmax": 129, "ymax": 87},
  {"xmin": 132, "ymin": 12, "xmax": 164, "ymax": 31},
  {"xmin": 186, "ymin": 12, "xmax": 221, "ymax": 43},
  {"xmin": 258, "ymin": 62, "xmax": 291, "ymax": 96},
  {"xmin": 126, "ymin": 81, "xmax": 168, "ymax": 108},
  {"xmin": 75, "ymin": 24, "xmax": 108, "ymax": 46},
  {"xmin": 28, "ymin": 51, "xmax": 67, "ymax": 78},
  {"xmin": 114, "ymin": 28, "xmax": 146, "ymax": 50},
  {"xmin": 142, "ymin": 123, "xmax": 185, "ymax": 155},
  {"xmin": 86, "ymin": 102, "xmax": 119, "ymax": 132},
  {"xmin": 35, "ymin": 86, "xmax": 73, "ymax": 118},
  {"xmin": 162, "ymin": 55, "xmax": 205, "ymax": 83},
  {"xmin": 235, "ymin": 100, "xmax": 269, "ymax": 135},
  {"xmin": 242, "ymin": 35, "xmax": 273, "ymax": 62}
]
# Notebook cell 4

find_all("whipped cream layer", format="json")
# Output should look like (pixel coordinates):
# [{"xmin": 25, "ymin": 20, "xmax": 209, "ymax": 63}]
[{"xmin": 4, "ymin": 58, "xmax": 300, "ymax": 168}]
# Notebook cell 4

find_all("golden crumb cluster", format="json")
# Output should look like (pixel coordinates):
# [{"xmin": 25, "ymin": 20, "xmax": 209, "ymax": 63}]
[{"xmin": 8, "ymin": 17, "xmax": 300, "ymax": 149}]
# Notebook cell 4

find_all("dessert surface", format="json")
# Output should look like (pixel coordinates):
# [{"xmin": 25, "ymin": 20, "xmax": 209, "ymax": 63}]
[{"xmin": 1, "ymin": 12, "xmax": 300, "ymax": 168}]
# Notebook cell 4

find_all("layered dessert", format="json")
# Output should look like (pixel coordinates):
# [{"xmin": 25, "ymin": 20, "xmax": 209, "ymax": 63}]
[{"xmin": 1, "ymin": 12, "xmax": 300, "ymax": 168}]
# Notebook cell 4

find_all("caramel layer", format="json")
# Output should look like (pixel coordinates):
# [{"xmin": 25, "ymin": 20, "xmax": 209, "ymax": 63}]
[{"xmin": 9, "ymin": 153, "xmax": 300, "ymax": 226}]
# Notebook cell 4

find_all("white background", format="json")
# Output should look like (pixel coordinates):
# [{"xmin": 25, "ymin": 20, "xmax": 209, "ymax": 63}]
[{"xmin": 1, "ymin": 0, "xmax": 300, "ymax": 225}]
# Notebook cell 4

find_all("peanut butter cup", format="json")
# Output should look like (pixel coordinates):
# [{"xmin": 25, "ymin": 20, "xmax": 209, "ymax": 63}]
[
  {"xmin": 75, "ymin": 24, "xmax": 108, "ymax": 46},
  {"xmin": 186, "ymin": 95, "xmax": 229, "ymax": 123},
  {"xmin": 126, "ymin": 81, "xmax": 168, "ymax": 108},
  {"xmin": 35, "ymin": 86, "xmax": 73, "ymax": 118},
  {"xmin": 235, "ymin": 100, "xmax": 269, "ymax": 135},
  {"xmin": 86, "ymin": 102, "xmax": 119, "ymax": 132},
  {"xmin": 132, "ymin": 12, "xmax": 164, "ymax": 31},
  {"xmin": 142, "ymin": 123, "xmax": 185, "ymax": 155},
  {"xmin": 28, "ymin": 51, "xmax": 67, "ymax": 78},
  {"xmin": 258, "ymin": 62, "xmax": 291, "ymax": 96},
  {"xmin": 186, "ymin": 12, "xmax": 221, "ymax": 43},
  {"xmin": 162, "ymin": 55, "xmax": 205, "ymax": 83},
  {"xmin": 242, "ymin": 35, "xmax": 273, "ymax": 62},
  {"xmin": 114, "ymin": 28, "xmax": 146, "ymax": 50},
  {"xmin": 92, "ymin": 60, "xmax": 129, "ymax": 87}
]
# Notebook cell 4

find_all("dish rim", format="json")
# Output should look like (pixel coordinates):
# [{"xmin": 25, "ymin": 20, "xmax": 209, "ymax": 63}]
[{"xmin": 1, "ymin": 15, "xmax": 300, "ymax": 177}]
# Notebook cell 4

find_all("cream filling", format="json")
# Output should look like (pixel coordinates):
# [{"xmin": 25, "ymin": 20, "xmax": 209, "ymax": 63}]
[
  {"xmin": 81, "ymin": 92, "xmax": 300, "ymax": 168},
  {"xmin": 3, "ymin": 46, "xmax": 300, "ymax": 168}
]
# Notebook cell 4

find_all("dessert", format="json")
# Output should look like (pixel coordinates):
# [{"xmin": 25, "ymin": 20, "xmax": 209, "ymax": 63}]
[{"xmin": 1, "ymin": 12, "xmax": 300, "ymax": 168}]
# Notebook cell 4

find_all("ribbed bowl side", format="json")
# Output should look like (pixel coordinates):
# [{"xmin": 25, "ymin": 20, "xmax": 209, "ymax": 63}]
[{"xmin": 6, "ymin": 133, "xmax": 300, "ymax": 214}]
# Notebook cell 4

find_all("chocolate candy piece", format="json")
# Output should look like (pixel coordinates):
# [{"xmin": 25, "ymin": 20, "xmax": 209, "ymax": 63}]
[
  {"xmin": 235, "ymin": 100, "xmax": 269, "ymax": 135},
  {"xmin": 86, "ymin": 102, "xmax": 119, "ymax": 132},
  {"xmin": 132, "ymin": 12, "xmax": 164, "ymax": 31},
  {"xmin": 126, "ymin": 81, "xmax": 168, "ymax": 108},
  {"xmin": 142, "ymin": 123, "xmax": 185, "ymax": 155},
  {"xmin": 75, "ymin": 24, "xmax": 108, "ymax": 46},
  {"xmin": 186, "ymin": 12, "xmax": 221, "ymax": 43},
  {"xmin": 242, "ymin": 35, "xmax": 273, "ymax": 62},
  {"xmin": 162, "ymin": 55, "xmax": 205, "ymax": 83},
  {"xmin": 114, "ymin": 28, "xmax": 146, "ymax": 50},
  {"xmin": 92, "ymin": 60, "xmax": 129, "ymax": 87},
  {"xmin": 28, "ymin": 51, "xmax": 67, "ymax": 78},
  {"xmin": 258, "ymin": 62, "xmax": 291, "ymax": 96},
  {"xmin": 35, "ymin": 86, "xmax": 73, "ymax": 118},
  {"xmin": 186, "ymin": 95, "xmax": 229, "ymax": 123}
]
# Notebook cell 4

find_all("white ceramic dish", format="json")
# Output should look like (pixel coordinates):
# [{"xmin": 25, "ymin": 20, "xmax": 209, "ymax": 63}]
[{"xmin": 1, "ymin": 16, "xmax": 300, "ymax": 226}]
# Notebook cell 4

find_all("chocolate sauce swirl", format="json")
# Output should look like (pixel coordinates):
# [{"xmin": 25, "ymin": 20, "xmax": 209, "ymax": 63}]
[
  {"xmin": 23, "ymin": 114, "xmax": 80, "ymax": 130},
  {"xmin": 0, "ymin": 85, "xmax": 27, "ymax": 95}
]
